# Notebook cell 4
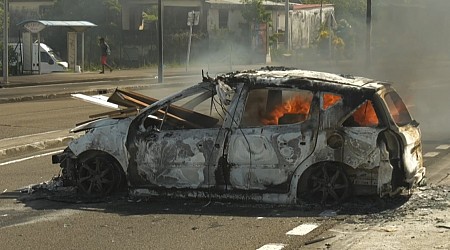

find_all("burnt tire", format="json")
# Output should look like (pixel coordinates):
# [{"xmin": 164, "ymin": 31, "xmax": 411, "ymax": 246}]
[
  {"xmin": 298, "ymin": 163, "xmax": 350, "ymax": 205},
  {"xmin": 77, "ymin": 154, "xmax": 124, "ymax": 196}
]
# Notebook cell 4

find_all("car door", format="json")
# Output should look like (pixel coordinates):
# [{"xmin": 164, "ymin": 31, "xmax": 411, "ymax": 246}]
[
  {"xmin": 225, "ymin": 87, "xmax": 319, "ymax": 192},
  {"xmin": 126, "ymin": 83, "xmax": 234, "ymax": 189}
]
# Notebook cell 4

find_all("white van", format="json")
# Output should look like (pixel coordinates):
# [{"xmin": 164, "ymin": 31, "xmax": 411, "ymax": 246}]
[{"xmin": 11, "ymin": 42, "xmax": 68, "ymax": 74}]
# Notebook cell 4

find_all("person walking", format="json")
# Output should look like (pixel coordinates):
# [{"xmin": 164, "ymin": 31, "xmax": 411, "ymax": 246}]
[{"xmin": 99, "ymin": 37, "xmax": 113, "ymax": 73}]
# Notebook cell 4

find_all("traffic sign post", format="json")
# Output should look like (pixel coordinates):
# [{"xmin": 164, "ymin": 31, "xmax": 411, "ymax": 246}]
[{"xmin": 186, "ymin": 11, "xmax": 199, "ymax": 71}]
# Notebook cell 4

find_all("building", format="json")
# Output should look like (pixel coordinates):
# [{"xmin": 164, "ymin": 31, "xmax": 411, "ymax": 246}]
[{"xmin": 9, "ymin": 0, "xmax": 335, "ymax": 66}]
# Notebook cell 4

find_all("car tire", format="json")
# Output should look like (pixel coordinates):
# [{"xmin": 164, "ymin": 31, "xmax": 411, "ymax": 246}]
[
  {"xmin": 298, "ymin": 163, "xmax": 351, "ymax": 205},
  {"xmin": 77, "ymin": 153, "xmax": 124, "ymax": 196}
]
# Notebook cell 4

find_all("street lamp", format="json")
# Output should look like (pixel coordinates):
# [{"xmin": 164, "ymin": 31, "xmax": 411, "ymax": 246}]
[
  {"xmin": 158, "ymin": 0, "xmax": 163, "ymax": 83},
  {"xmin": 284, "ymin": 0, "xmax": 289, "ymax": 50}
]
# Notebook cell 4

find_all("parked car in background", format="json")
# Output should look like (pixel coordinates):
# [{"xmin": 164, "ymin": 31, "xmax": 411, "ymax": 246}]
[{"xmin": 52, "ymin": 67, "xmax": 425, "ymax": 205}]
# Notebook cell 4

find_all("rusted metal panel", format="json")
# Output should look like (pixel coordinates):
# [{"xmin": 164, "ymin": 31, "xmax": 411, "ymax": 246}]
[{"xmin": 132, "ymin": 129, "xmax": 222, "ymax": 189}]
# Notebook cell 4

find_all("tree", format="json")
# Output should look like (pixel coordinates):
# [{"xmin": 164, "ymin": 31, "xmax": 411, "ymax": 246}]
[
  {"xmin": 240, "ymin": 0, "xmax": 272, "ymax": 58},
  {"xmin": 241, "ymin": 0, "xmax": 271, "ymax": 24}
]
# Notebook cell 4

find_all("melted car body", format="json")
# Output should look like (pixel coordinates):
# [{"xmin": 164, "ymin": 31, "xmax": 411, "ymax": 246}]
[{"xmin": 53, "ymin": 67, "xmax": 425, "ymax": 204}]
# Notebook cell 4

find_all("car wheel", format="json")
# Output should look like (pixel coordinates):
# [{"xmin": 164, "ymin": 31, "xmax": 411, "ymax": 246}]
[
  {"xmin": 299, "ymin": 163, "xmax": 350, "ymax": 205},
  {"xmin": 77, "ymin": 154, "xmax": 122, "ymax": 196}
]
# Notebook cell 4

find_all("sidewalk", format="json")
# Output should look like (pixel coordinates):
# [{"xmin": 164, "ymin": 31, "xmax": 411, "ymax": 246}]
[
  {"xmin": 1, "ymin": 67, "xmax": 180, "ymax": 88},
  {"xmin": 0, "ymin": 64, "xmax": 261, "ymax": 88}
]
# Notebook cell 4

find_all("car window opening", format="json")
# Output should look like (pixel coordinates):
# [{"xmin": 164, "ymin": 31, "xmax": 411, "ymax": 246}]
[
  {"xmin": 241, "ymin": 89, "xmax": 313, "ymax": 127},
  {"xmin": 146, "ymin": 88, "xmax": 233, "ymax": 130},
  {"xmin": 343, "ymin": 100, "xmax": 379, "ymax": 127},
  {"xmin": 323, "ymin": 93, "xmax": 342, "ymax": 110}
]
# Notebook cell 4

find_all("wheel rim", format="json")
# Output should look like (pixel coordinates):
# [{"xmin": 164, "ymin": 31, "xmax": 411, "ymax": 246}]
[
  {"xmin": 307, "ymin": 164, "xmax": 349, "ymax": 205},
  {"xmin": 77, "ymin": 157, "xmax": 117, "ymax": 195}
]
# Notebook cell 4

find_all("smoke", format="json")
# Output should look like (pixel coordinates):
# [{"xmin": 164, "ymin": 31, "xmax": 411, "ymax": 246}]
[
  {"xmin": 283, "ymin": 0, "xmax": 450, "ymax": 141},
  {"xmin": 369, "ymin": 0, "xmax": 450, "ymax": 141}
]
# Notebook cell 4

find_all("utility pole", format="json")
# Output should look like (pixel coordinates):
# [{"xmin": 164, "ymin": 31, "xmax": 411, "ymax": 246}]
[
  {"xmin": 366, "ymin": 0, "xmax": 372, "ymax": 68},
  {"xmin": 2, "ymin": 0, "xmax": 9, "ymax": 84},
  {"xmin": 284, "ymin": 0, "xmax": 289, "ymax": 50},
  {"xmin": 158, "ymin": 0, "xmax": 163, "ymax": 83}
]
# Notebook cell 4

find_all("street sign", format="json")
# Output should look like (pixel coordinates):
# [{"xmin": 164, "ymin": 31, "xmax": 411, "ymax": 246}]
[
  {"xmin": 24, "ymin": 22, "xmax": 46, "ymax": 33},
  {"xmin": 187, "ymin": 11, "xmax": 200, "ymax": 26}
]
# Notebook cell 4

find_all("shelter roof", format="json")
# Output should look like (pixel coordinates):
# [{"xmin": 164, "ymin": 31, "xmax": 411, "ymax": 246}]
[{"xmin": 17, "ymin": 20, "xmax": 97, "ymax": 32}]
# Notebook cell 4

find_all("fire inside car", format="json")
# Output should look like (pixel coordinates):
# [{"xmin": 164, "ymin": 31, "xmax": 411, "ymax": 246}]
[{"xmin": 51, "ymin": 67, "xmax": 425, "ymax": 205}]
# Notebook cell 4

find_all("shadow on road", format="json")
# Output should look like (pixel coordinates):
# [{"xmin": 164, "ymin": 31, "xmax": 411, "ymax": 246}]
[{"xmin": 0, "ymin": 188, "xmax": 415, "ymax": 219}]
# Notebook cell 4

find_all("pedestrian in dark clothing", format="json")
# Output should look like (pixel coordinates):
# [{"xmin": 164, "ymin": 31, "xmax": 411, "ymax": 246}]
[{"xmin": 99, "ymin": 37, "xmax": 113, "ymax": 73}]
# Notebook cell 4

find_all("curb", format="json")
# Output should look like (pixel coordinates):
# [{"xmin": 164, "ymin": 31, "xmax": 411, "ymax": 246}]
[
  {"xmin": 0, "ymin": 135, "xmax": 79, "ymax": 160},
  {"xmin": 0, "ymin": 84, "xmax": 150, "ymax": 104},
  {"xmin": 1, "ymin": 75, "xmax": 150, "ymax": 88}
]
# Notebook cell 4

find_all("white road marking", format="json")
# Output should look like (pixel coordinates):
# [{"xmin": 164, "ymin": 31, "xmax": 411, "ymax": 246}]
[
  {"xmin": 423, "ymin": 152, "xmax": 440, "ymax": 158},
  {"xmin": 256, "ymin": 243, "xmax": 286, "ymax": 250},
  {"xmin": 0, "ymin": 150, "xmax": 62, "ymax": 166},
  {"xmin": 286, "ymin": 223, "xmax": 318, "ymax": 236},
  {"xmin": 436, "ymin": 144, "xmax": 450, "ymax": 150}
]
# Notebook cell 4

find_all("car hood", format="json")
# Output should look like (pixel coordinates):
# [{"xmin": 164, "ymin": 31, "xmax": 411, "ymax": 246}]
[
  {"xmin": 57, "ymin": 61, "xmax": 69, "ymax": 69},
  {"xmin": 71, "ymin": 118, "xmax": 122, "ymax": 133}
]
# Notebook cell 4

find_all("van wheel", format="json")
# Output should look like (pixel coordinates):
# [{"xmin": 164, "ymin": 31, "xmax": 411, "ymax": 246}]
[
  {"xmin": 77, "ymin": 154, "xmax": 123, "ymax": 196},
  {"xmin": 299, "ymin": 163, "xmax": 350, "ymax": 205}
]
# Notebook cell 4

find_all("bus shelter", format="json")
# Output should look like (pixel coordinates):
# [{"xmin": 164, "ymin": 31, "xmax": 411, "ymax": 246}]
[{"xmin": 17, "ymin": 20, "xmax": 97, "ymax": 74}]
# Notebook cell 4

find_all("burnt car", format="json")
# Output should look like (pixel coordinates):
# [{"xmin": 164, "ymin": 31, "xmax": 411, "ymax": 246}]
[{"xmin": 53, "ymin": 67, "xmax": 425, "ymax": 204}]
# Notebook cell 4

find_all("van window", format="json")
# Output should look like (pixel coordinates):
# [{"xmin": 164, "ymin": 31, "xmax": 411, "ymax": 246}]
[
  {"xmin": 241, "ymin": 88, "xmax": 313, "ymax": 127},
  {"xmin": 343, "ymin": 100, "xmax": 379, "ymax": 127},
  {"xmin": 40, "ymin": 51, "xmax": 51, "ymax": 63}
]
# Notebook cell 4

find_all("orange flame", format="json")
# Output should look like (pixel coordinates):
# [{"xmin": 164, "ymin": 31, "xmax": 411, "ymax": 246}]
[
  {"xmin": 323, "ymin": 93, "xmax": 342, "ymax": 110},
  {"xmin": 262, "ymin": 94, "xmax": 312, "ymax": 125},
  {"xmin": 352, "ymin": 101, "xmax": 379, "ymax": 126}
]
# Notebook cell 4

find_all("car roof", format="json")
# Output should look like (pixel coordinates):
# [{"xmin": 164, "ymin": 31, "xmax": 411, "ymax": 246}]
[{"xmin": 219, "ymin": 67, "xmax": 388, "ymax": 90}]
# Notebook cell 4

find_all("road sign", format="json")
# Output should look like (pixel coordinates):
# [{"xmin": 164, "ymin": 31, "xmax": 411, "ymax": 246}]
[{"xmin": 187, "ymin": 11, "xmax": 200, "ymax": 26}]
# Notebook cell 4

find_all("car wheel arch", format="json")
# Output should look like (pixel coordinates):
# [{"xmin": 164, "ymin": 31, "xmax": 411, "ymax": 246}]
[{"xmin": 76, "ymin": 150, "xmax": 127, "ymax": 195}]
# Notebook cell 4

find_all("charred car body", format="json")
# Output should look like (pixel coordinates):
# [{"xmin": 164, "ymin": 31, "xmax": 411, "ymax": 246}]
[{"xmin": 53, "ymin": 67, "xmax": 425, "ymax": 204}]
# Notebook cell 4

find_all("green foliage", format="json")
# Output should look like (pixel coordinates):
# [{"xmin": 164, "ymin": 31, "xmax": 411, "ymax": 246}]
[
  {"xmin": 163, "ymin": 31, "xmax": 207, "ymax": 63},
  {"xmin": 241, "ymin": 0, "xmax": 271, "ymax": 24},
  {"xmin": 43, "ymin": 0, "xmax": 122, "ymax": 39},
  {"xmin": 142, "ymin": 6, "xmax": 158, "ymax": 22}
]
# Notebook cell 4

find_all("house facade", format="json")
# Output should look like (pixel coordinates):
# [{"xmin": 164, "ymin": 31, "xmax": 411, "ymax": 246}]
[{"xmin": 118, "ymin": 0, "xmax": 333, "ymax": 64}]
